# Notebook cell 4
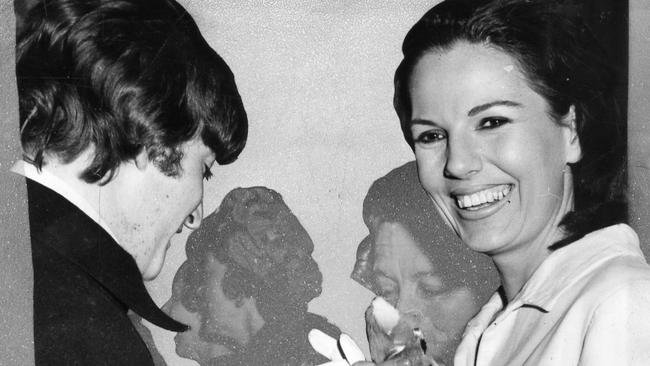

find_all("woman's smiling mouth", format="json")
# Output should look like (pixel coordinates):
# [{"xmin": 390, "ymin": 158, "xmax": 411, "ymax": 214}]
[{"xmin": 454, "ymin": 184, "xmax": 513, "ymax": 211}]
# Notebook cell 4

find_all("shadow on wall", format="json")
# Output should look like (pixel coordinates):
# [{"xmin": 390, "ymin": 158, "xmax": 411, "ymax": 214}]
[
  {"xmin": 133, "ymin": 170, "xmax": 500, "ymax": 366},
  {"xmin": 352, "ymin": 161, "xmax": 500, "ymax": 366},
  {"xmin": 140, "ymin": 187, "xmax": 341, "ymax": 366}
]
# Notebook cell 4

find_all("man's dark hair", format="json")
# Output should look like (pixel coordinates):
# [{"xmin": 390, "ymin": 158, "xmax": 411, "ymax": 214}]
[
  {"xmin": 393, "ymin": 0, "xmax": 627, "ymax": 248},
  {"xmin": 16, "ymin": 0, "xmax": 247, "ymax": 182}
]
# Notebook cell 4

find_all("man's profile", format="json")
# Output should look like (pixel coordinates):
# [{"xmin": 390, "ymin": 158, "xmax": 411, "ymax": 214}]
[
  {"xmin": 13, "ymin": 0, "xmax": 247, "ymax": 364},
  {"xmin": 163, "ymin": 187, "xmax": 340, "ymax": 366}
]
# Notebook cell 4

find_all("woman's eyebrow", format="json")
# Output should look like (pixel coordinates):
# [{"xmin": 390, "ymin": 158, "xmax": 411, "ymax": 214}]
[
  {"xmin": 410, "ymin": 101, "xmax": 522, "ymax": 126},
  {"xmin": 410, "ymin": 118, "xmax": 439, "ymax": 127},
  {"xmin": 413, "ymin": 271, "xmax": 440, "ymax": 281},
  {"xmin": 468, "ymin": 100, "xmax": 522, "ymax": 116}
]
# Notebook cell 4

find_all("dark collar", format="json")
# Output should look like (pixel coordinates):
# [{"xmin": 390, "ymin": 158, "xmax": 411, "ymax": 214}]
[{"xmin": 26, "ymin": 179, "xmax": 187, "ymax": 332}]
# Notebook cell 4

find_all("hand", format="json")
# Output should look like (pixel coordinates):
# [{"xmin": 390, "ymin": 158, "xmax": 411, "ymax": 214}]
[
  {"xmin": 364, "ymin": 301, "xmax": 441, "ymax": 366},
  {"xmin": 308, "ymin": 329, "xmax": 365, "ymax": 366},
  {"xmin": 308, "ymin": 329, "xmax": 427, "ymax": 366}
]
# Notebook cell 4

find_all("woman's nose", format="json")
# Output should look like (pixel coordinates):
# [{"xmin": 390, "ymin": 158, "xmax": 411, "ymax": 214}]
[
  {"xmin": 396, "ymin": 292, "xmax": 421, "ymax": 318},
  {"xmin": 443, "ymin": 133, "xmax": 482, "ymax": 179},
  {"xmin": 397, "ymin": 299, "xmax": 424, "ymax": 324},
  {"xmin": 183, "ymin": 203, "xmax": 203, "ymax": 230}
]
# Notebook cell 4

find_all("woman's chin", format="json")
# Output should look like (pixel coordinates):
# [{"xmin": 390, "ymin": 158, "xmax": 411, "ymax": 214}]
[{"xmin": 458, "ymin": 229, "xmax": 508, "ymax": 255}]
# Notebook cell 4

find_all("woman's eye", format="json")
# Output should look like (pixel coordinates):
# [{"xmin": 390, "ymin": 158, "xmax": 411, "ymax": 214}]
[
  {"xmin": 203, "ymin": 164, "xmax": 213, "ymax": 181},
  {"xmin": 418, "ymin": 285, "xmax": 441, "ymax": 299},
  {"xmin": 417, "ymin": 277, "xmax": 445, "ymax": 298},
  {"xmin": 414, "ymin": 129, "xmax": 446, "ymax": 145},
  {"xmin": 479, "ymin": 117, "xmax": 511, "ymax": 129}
]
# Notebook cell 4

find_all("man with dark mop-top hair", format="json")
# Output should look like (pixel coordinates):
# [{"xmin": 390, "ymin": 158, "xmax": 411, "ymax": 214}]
[{"xmin": 13, "ymin": 0, "xmax": 248, "ymax": 364}]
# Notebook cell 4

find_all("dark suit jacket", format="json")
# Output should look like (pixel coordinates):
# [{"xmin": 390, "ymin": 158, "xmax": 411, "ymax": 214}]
[{"xmin": 27, "ymin": 180, "xmax": 186, "ymax": 365}]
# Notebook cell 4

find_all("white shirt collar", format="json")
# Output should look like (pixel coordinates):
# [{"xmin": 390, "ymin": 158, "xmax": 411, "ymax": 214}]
[
  {"xmin": 455, "ymin": 224, "xmax": 644, "ymax": 366},
  {"xmin": 516, "ymin": 224, "xmax": 641, "ymax": 311},
  {"xmin": 11, "ymin": 159, "xmax": 119, "ymax": 243},
  {"xmin": 469, "ymin": 224, "xmax": 642, "ymax": 324},
  {"xmin": 460, "ymin": 224, "xmax": 641, "ymax": 340}
]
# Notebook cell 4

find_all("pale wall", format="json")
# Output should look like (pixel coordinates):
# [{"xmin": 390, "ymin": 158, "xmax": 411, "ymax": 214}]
[
  {"xmin": 0, "ymin": 1, "xmax": 33, "ymax": 365},
  {"xmin": 2, "ymin": 1, "xmax": 650, "ymax": 366},
  {"xmin": 629, "ymin": 0, "xmax": 650, "ymax": 254},
  {"xmin": 143, "ymin": 2, "xmax": 438, "ymax": 364}
]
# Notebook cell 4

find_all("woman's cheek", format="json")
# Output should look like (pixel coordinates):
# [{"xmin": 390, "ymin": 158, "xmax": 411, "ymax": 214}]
[
  {"xmin": 415, "ymin": 150, "xmax": 445, "ymax": 194},
  {"xmin": 491, "ymin": 134, "xmax": 527, "ymax": 173},
  {"xmin": 496, "ymin": 126, "xmax": 558, "ymax": 172}
]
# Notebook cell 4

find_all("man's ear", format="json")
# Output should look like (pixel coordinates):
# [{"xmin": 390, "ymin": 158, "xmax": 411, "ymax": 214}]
[
  {"xmin": 562, "ymin": 105, "xmax": 582, "ymax": 164},
  {"xmin": 134, "ymin": 149, "xmax": 149, "ymax": 171}
]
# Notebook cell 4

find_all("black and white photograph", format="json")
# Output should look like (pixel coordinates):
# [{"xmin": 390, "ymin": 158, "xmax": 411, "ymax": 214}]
[{"xmin": 2, "ymin": 0, "xmax": 650, "ymax": 365}]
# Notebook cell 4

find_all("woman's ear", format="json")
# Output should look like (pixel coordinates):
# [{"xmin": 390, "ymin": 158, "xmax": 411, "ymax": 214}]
[{"xmin": 562, "ymin": 105, "xmax": 582, "ymax": 164}]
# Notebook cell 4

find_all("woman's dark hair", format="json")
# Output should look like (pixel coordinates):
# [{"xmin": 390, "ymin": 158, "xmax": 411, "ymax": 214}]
[
  {"xmin": 352, "ymin": 161, "xmax": 498, "ymax": 303},
  {"xmin": 393, "ymin": 0, "xmax": 627, "ymax": 248},
  {"xmin": 16, "ymin": 0, "xmax": 248, "ymax": 183}
]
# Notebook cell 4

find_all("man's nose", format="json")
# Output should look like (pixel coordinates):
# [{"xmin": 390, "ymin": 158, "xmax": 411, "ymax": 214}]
[
  {"xmin": 183, "ymin": 203, "xmax": 203, "ymax": 230},
  {"xmin": 443, "ymin": 132, "xmax": 482, "ymax": 179}
]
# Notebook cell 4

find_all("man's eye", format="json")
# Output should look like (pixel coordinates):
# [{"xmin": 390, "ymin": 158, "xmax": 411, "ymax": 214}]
[
  {"xmin": 414, "ymin": 130, "xmax": 446, "ymax": 144},
  {"xmin": 203, "ymin": 164, "xmax": 213, "ymax": 181},
  {"xmin": 479, "ymin": 117, "xmax": 511, "ymax": 129}
]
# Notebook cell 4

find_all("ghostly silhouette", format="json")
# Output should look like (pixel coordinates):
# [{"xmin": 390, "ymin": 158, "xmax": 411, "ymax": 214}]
[
  {"xmin": 164, "ymin": 187, "xmax": 340, "ymax": 366},
  {"xmin": 162, "ymin": 262, "xmax": 232, "ymax": 365},
  {"xmin": 352, "ymin": 162, "xmax": 499, "ymax": 366}
]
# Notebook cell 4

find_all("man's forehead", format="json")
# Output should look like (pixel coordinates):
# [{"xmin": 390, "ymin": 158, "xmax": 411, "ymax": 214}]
[{"xmin": 178, "ymin": 138, "xmax": 216, "ymax": 163}]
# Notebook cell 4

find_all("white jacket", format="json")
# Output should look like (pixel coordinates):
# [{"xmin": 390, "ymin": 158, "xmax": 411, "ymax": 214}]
[{"xmin": 455, "ymin": 224, "xmax": 650, "ymax": 366}]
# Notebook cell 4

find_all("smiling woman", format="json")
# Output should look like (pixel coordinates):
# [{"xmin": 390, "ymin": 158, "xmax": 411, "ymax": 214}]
[
  {"xmin": 409, "ymin": 42, "xmax": 581, "ymax": 266},
  {"xmin": 390, "ymin": 0, "xmax": 650, "ymax": 365}
]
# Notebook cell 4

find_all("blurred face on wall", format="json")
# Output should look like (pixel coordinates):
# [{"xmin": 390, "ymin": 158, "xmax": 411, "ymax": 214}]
[
  {"xmin": 371, "ymin": 221, "xmax": 480, "ymax": 365},
  {"xmin": 200, "ymin": 254, "xmax": 262, "ymax": 349},
  {"xmin": 162, "ymin": 263, "xmax": 231, "ymax": 363},
  {"xmin": 163, "ymin": 296, "xmax": 231, "ymax": 363}
]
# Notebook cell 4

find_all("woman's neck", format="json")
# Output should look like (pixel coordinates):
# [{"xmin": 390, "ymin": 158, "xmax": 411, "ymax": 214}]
[
  {"xmin": 493, "ymin": 228, "xmax": 558, "ymax": 301},
  {"xmin": 494, "ymin": 171, "xmax": 575, "ymax": 302}
]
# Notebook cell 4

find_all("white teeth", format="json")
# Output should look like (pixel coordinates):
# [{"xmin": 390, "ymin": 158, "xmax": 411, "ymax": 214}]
[
  {"xmin": 455, "ymin": 185, "xmax": 512, "ymax": 209},
  {"xmin": 471, "ymin": 194, "xmax": 480, "ymax": 206}
]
